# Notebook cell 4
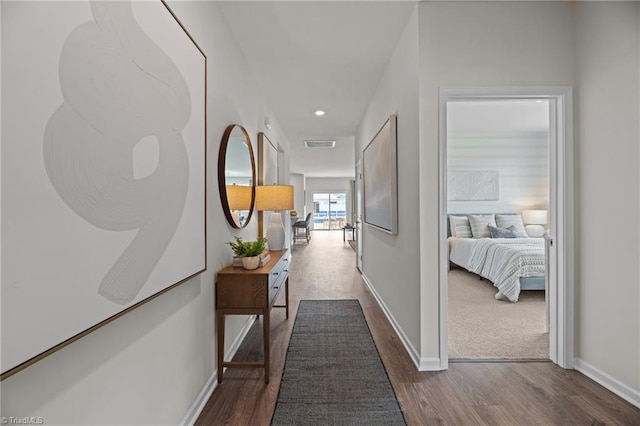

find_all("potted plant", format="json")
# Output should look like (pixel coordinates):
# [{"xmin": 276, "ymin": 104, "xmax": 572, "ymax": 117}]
[{"xmin": 227, "ymin": 236, "xmax": 268, "ymax": 270}]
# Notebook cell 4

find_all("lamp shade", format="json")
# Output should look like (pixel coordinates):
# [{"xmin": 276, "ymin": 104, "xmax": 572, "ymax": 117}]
[
  {"xmin": 522, "ymin": 210, "xmax": 547, "ymax": 225},
  {"xmin": 255, "ymin": 185, "xmax": 294, "ymax": 211},
  {"xmin": 225, "ymin": 185, "xmax": 253, "ymax": 210}
]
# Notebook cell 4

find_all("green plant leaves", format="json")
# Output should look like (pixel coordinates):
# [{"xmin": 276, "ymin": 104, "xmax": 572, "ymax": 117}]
[{"xmin": 227, "ymin": 236, "xmax": 268, "ymax": 257}]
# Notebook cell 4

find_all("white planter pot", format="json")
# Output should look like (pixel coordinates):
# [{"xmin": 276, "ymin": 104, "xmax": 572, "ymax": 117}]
[{"xmin": 241, "ymin": 256, "xmax": 260, "ymax": 270}]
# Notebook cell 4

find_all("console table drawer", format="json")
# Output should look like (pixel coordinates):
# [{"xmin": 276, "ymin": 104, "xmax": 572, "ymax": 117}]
[
  {"xmin": 216, "ymin": 278, "xmax": 268, "ymax": 309},
  {"xmin": 268, "ymin": 253, "xmax": 289, "ymax": 304},
  {"xmin": 269, "ymin": 270, "xmax": 287, "ymax": 304},
  {"xmin": 269, "ymin": 252, "xmax": 289, "ymax": 277}
]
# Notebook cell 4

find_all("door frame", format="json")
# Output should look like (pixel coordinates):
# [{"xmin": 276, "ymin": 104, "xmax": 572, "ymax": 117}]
[
  {"xmin": 355, "ymin": 160, "xmax": 363, "ymax": 271},
  {"xmin": 438, "ymin": 86, "xmax": 574, "ymax": 369}
]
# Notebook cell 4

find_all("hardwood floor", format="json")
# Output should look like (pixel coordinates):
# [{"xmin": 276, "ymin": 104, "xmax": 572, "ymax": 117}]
[{"xmin": 196, "ymin": 231, "xmax": 639, "ymax": 425}]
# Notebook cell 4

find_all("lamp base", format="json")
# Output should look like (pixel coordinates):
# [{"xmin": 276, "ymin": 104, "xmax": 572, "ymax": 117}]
[
  {"xmin": 525, "ymin": 224, "xmax": 545, "ymax": 238},
  {"xmin": 266, "ymin": 212, "xmax": 286, "ymax": 251}
]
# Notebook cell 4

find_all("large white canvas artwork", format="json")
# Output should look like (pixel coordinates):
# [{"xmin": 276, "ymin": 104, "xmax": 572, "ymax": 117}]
[
  {"xmin": 363, "ymin": 115, "xmax": 398, "ymax": 234},
  {"xmin": 1, "ymin": 0, "xmax": 206, "ymax": 376}
]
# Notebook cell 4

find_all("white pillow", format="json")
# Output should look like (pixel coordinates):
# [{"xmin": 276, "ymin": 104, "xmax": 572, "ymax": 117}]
[
  {"xmin": 495, "ymin": 214, "xmax": 528, "ymax": 238},
  {"xmin": 449, "ymin": 216, "xmax": 472, "ymax": 238},
  {"xmin": 468, "ymin": 214, "xmax": 496, "ymax": 238}
]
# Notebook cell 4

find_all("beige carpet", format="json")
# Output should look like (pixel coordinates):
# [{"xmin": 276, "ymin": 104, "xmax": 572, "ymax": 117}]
[{"xmin": 448, "ymin": 268, "xmax": 548, "ymax": 360}]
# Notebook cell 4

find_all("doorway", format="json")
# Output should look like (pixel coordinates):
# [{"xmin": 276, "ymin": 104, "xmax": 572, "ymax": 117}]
[
  {"xmin": 438, "ymin": 87, "xmax": 575, "ymax": 370},
  {"xmin": 312, "ymin": 192, "xmax": 347, "ymax": 230},
  {"xmin": 445, "ymin": 99, "xmax": 550, "ymax": 360}
]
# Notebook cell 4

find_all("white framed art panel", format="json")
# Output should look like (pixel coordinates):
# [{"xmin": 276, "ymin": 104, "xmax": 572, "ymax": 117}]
[
  {"xmin": 363, "ymin": 115, "xmax": 398, "ymax": 234},
  {"xmin": 1, "ymin": 0, "xmax": 206, "ymax": 376}
]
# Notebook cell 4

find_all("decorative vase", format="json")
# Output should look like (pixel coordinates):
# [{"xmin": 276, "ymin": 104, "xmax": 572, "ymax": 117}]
[{"xmin": 241, "ymin": 256, "xmax": 260, "ymax": 270}]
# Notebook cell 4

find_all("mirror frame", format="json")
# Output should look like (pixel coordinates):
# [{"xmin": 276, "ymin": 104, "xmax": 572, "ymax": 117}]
[{"xmin": 218, "ymin": 124, "xmax": 256, "ymax": 229}]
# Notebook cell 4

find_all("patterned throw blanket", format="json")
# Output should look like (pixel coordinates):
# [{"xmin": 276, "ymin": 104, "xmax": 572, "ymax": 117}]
[{"xmin": 466, "ymin": 238, "xmax": 545, "ymax": 302}]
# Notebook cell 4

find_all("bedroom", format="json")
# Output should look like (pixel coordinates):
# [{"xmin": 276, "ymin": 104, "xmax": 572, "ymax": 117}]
[{"xmin": 446, "ymin": 99, "xmax": 551, "ymax": 360}]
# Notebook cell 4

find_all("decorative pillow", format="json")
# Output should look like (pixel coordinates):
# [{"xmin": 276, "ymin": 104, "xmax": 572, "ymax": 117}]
[
  {"xmin": 468, "ymin": 214, "xmax": 496, "ymax": 238},
  {"xmin": 489, "ymin": 225, "xmax": 518, "ymax": 238},
  {"xmin": 495, "ymin": 214, "xmax": 528, "ymax": 238},
  {"xmin": 449, "ymin": 216, "xmax": 472, "ymax": 238}
]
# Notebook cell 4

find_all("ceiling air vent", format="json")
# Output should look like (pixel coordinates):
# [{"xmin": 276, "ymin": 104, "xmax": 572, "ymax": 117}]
[{"xmin": 304, "ymin": 140, "xmax": 336, "ymax": 149}]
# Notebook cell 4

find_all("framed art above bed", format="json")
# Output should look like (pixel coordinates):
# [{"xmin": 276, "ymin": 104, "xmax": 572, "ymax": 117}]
[{"xmin": 447, "ymin": 170, "xmax": 499, "ymax": 201}]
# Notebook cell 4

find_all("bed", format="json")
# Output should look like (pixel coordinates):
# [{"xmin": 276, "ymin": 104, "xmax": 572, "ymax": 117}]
[{"xmin": 448, "ymin": 214, "xmax": 546, "ymax": 302}]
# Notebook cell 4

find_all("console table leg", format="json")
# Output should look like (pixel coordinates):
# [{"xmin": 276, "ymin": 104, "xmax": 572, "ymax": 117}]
[
  {"xmin": 217, "ymin": 311, "xmax": 225, "ymax": 383},
  {"xmin": 263, "ymin": 309, "xmax": 270, "ymax": 383},
  {"xmin": 285, "ymin": 278, "xmax": 290, "ymax": 319}
]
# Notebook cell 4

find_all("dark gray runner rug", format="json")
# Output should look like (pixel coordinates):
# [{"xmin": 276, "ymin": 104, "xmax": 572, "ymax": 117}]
[{"xmin": 271, "ymin": 299, "xmax": 406, "ymax": 425}]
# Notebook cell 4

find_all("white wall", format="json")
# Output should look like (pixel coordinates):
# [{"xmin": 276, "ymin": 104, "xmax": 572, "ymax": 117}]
[
  {"xmin": 417, "ymin": 0, "xmax": 575, "ymax": 364},
  {"xmin": 356, "ymin": 7, "xmax": 422, "ymax": 358},
  {"xmin": 447, "ymin": 101, "xmax": 550, "ymax": 214},
  {"xmin": 0, "ymin": 1, "xmax": 289, "ymax": 423},
  {"xmin": 290, "ymin": 173, "xmax": 306, "ymax": 216},
  {"xmin": 574, "ymin": 1, "xmax": 640, "ymax": 398},
  {"xmin": 415, "ymin": 0, "xmax": 639, "ymax": 399},
  {"xmin": 447, "ymin": 134, "xmax": 549, "ymax": 214}
]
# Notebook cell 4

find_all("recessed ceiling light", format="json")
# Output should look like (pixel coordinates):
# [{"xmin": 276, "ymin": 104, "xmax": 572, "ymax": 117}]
[{"xmin": 314, "ymin": 110, "xmax": 325, "ymax": 117}]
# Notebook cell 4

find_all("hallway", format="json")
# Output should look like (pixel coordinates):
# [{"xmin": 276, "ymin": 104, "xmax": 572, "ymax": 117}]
[
  {"xmin": 195, "ymin": 231, "xmax": 639, "ymax": 425},
  {"xmin": 195, "ymin": 231, "xmax": 407, "ymax": 425}
]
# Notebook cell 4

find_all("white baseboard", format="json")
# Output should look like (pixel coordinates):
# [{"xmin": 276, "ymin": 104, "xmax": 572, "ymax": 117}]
[
  {"xmin": 179, "ymin": 370, "xmax": 217, "ymax": 426},
  {"xmin": 574, "ymin": 358, "xmax": 640, "ymax": 408},
  {"xmin": 180, "ymin": 315, "xmax": 257, "ymax": 425},
  {"xmin": 418, "ymin": 357, "xmax": 442, "ymax": 371},
  {"xmin": 361, "ymin": 273, "xmax": 441, "ymax": 371}
]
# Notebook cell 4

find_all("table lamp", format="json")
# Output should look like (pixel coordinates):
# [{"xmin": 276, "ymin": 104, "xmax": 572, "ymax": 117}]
[
  {"xmin": 226, "ymin": 184, "xmax": 253, "ymax": 227},
  {"xmin": 522, "ymin": 210, "xmax": 547, "ymax": 237},
  {"xmin": 256, "ymin": 185, "xmax": 294, "ymax": 251}
]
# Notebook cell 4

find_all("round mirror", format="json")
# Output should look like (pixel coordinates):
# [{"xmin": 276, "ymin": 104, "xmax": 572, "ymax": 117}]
[{"xmin": 218, "ymin": 124, "xmax": 256, "ymax": 228}]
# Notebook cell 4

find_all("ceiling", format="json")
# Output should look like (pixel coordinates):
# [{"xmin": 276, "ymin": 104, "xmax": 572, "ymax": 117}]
[{"xmin": 218, "ymin": 1, "xmax": 417, "ymax": 178}]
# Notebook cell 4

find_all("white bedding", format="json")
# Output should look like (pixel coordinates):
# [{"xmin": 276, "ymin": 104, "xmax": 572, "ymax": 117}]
[
  {"xmin": 449, "ymin": 237, "xmax": 545, "ymax": 302},
  {"xmin": 449, "ymin": 237, "xmax": 478, "ymax": 268}
]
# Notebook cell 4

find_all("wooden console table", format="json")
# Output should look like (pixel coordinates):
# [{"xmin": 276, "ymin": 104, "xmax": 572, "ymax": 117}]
[{"xmin": 215, "ymin": 249, "xmax": 290, "ymax": 384}]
